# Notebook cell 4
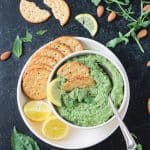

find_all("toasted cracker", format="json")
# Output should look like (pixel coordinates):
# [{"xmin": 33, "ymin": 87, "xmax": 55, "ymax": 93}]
[
  {"xmin": 63, "ymin": 76, "xmax": 95, "ymax": 91},
  {"xmin": 35, "ymin": 47, "xmax": 64, "ymax": 62},
  {"xmin": 23, "ymin": 64, "xmax": 52, "ymax": 80},
  {"xmin": 28, "ymin": 56, "xmax": 57, "ymax": 68},
  {"xmin": 57, "ymin": 61, "xmax": 89, "ymax": 79},
  {"xmin": 20, "ymin": 0, "xmax": 51, "ymax": 23},
  {"xmin": 47, "ymin": 42, "xmax": 72, "ymax": 56},
  {"xmin": 44, "ymin": 0, "xmax": 70, "ymax": 26},
  {"xmin": 53, "ymin": 36, "xmax": 84, "ymax": 52},
  {"xmin": 22, "ymin": 68, "xmax": 49, "ymax": 100}
]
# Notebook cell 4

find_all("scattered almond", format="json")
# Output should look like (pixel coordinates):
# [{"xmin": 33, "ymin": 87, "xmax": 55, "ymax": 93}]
[
  {"xmin": 137, "ymin": 29, "xmax": 148, "ymax": 39},
  {"xmin": 108, "ymin": 11, "xmax": 117, "ymax": 22},
  {"xmin": 147, "ymin": 98, "xmax": 150, "ymax": 114},
  {"xmin": 0, "ymin": 51, "xmax": 11, "ymax": 61},
  {"xmin": 143, "ymin": 4, "xmax": 150, "ymax": 12},
  {"xmin": 146, "ymin": 61, "xmax": 150, "ymax": 67},
  {"xmin": 97, "ymin": 5, "xmax": 104, "ymax": 17}
]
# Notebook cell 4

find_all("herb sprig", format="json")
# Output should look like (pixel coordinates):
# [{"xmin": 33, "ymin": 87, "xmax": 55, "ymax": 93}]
[{"xmin": 105, "ymin": 0, "xmax": 150, "ymax": 53}]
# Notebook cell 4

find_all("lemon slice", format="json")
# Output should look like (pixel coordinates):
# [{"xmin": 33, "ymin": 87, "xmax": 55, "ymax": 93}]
[
  {"xmin": 42, "ymin": 115, "xmax": 70, "ymax": 140},
  {"xmin": 24, "ymin": 101, "xmax": 51, "ymax": 122},
  {"xmin": 75, "ymin": 13, "xmax": 98, "ymax": 36},
  {"xmin": 47, "ymin": 79, "xmax": 61, "ymax": 107}
]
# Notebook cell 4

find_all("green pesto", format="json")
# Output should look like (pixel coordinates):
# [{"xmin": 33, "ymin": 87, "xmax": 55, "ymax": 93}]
[{"xmin": 56, "ymin": 54, "xmax": 124, "ymax": 127}]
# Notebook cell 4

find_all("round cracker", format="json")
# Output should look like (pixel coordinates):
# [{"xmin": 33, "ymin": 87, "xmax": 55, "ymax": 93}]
[
  {"xmin": 47, "ymin": 42, "xmax": 72, "ymax": 56},
  {"xmin": 53, "ymin": 36, "xmax": 84, "ymax": 52},
  {"xmin": 44, "ymin": 0, "xmax": 70, "ymax": 26},
  {"xmin": 22, "ymin": 68, "xmax": 49, "ymax": 100},
  {"xmin": 35, "ymin": 47, "xmax": 64, "ymax": 62},
  {"xmin": 20, "ymin": 0, "xmax": 51, "ymax": 24},
  {"xmin": 28, "ymin": 56, "xmax": 57, "ymax": 68},
  {"xmin": 57, "ymin": 61, "xmax": 89, "ymax": 79}
]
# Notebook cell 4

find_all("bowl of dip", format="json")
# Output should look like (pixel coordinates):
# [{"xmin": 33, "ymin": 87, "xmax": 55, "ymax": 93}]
[{"xmin": 47, "ymin": 50, "xmax": 128, "ymax": 129}]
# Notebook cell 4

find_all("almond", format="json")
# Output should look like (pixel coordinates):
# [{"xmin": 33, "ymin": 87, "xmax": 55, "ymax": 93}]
[
  {"xmin": 147, "ymin": 98, "xmax": 150, "ymax": 114},
  {"xmin": 143, "ymin": 4, "xmax": 150, "ymax": 12},
  {"xmin": 108, "ymin": 11, "xmax": 117, "ymax": 22},
  {"xmin": 137, "ymin": 29, "xmax": 148, "ymax": 39},
  {"xmin": 0, "ymin": 51, "xmax": 11, "ymax": 61},
  {"xmin": 97, "ymin": 5, "xmax": 104, "ymax": 17},
  {"xmin": 146, "ymin": 61, "xmax": 150, "ymax": 67}
]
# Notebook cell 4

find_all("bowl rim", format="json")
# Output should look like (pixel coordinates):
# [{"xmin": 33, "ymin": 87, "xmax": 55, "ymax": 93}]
[{"xmin": 47, "ymin": 50, "xmax": 128, "ymax": 129}]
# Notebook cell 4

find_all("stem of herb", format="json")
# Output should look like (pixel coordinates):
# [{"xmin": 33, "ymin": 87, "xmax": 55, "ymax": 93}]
[
  {"xmin": 133, "ymin": 35, "xmax": 144, "ymax": 53},
  {"xmin": 118, "ymin": 4, "xmax": 136, "ymax": 22}
]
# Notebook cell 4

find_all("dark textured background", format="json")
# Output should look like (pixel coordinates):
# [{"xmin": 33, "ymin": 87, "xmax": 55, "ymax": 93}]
[{"xmin": 0, "ymin": 0, "xmax": 150, "ymax": 150}]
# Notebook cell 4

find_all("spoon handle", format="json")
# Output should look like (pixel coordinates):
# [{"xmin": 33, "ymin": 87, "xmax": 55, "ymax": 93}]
[{"xmin": 108, "ymin": 96, "xmax": 137, "ymax": 150}]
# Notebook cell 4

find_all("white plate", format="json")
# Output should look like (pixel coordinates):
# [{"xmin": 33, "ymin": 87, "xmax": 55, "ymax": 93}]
[{"xmin": 17, "ymin": 37, "xmax": 130, "ymax": 149}]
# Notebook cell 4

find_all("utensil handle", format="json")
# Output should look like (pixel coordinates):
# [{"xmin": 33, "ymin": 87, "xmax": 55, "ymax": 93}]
[{"xmin": 108, "ymin": 97, "xmax": 137, "ymax": 150}]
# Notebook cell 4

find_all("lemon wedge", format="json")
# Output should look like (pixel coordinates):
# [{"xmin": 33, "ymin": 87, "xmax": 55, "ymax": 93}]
[
  {"xmin": 24, "ymin": 101, "xmax": 51, "ymax": 122},
  {"xmin": 47, "ymin": 79, "xmax": 61, "ymax": 107},
  {"xmin": 42, "ymin": 115, "xmax": 70, "ymax": 140},
  {"xmin": 75, "ymin": 13, "xmax": 98, "ymax": 36}
]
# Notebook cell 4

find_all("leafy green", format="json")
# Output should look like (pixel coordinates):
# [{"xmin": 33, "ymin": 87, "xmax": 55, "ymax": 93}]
[
  {"xmin": 104, "ymin": 0, "xmax": 129, "ymax": 5},
  {"xmin": 12, "ymin": 35, "xmax": 23, "ymax": 58},
  {"xmin": 36, "ymin": 29, "xmax": 48, "ymax": 36},
  {"xmin": 136, "ymin": 144, "xmax": 142, "ymax": 150},
  {"xmin": 11, "ymin": 127, "xmax": 40, "ymax": 150},
  {"xmin": 21, "ymin": 29, "xmax": 32, "ymax": 42},
  {"xmin": 106, "ymin": 0, "xmax": 150, "ymax": 53},
  {"xmin": 91, "ymin": 0, "xmax": 101, "ymax": 6}
]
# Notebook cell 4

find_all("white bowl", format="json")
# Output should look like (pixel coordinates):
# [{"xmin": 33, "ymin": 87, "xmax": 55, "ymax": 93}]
[
  {"xmin": 17, "ymin": 37, "xmax": 130, "ymax": 149},
  {"xmin": 47, "ymin": 50, "xmax": 128, "ymax": 129}
]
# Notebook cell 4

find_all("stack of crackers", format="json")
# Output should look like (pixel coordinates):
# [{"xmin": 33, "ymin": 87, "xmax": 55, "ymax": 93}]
[
  {"xmin": 22, "ymin": 36, "xmax": 84, "ymax": 100},
  {"xmin": 19, "ymin": 0, "xmax": 70, "ymax": 26}
]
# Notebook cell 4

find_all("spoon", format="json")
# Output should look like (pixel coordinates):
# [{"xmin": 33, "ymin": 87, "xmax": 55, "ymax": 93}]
[{"xmin": 99, "ymin": 64, "xmax": 137, "ymax": 150}]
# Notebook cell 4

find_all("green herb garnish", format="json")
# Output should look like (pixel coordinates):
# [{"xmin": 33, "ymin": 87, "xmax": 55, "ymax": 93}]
[
  {"xmin": 136, "ymin": 143, "xmax": 143, "ymax": 150},
  {"xmin": 11, "ymin": 127, "xmax": 40, "ymax": 150},
  {"xmin": 21, "ymin": 29, "xmax": 32, "ymax": 42},
  {"xmin": 12, "ymin": 35, "xmax": 23, "ymax": 58},
  {"xmin": 91, "ymin": 0, "xmax": 101, "ymax": 6},
  {"xmin": 106, "ymin": 0, "xmax": 150, "ymax": 53},
  {"xmin": 36, "ymin": 29, "xmax": 48, "ymax": 36}
]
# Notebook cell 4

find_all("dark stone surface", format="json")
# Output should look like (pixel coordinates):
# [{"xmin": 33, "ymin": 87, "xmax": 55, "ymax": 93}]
[{"xmin": 0, "ymin": 0, "xmax": 150, "ymax": 150}]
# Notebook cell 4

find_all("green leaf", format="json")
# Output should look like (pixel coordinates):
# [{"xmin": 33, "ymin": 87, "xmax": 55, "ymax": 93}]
[
  {"xmin": 136, "ymin": 144, "xmax": 142, "ymax": 150},
  {"xmin": 12, "ymin": 35, "xmax": 23, "ymax": 58},
  {"xmin": 36, "ymin": 29, "xmax": 48, "ymax": 36},
  {"xmin": 21, "ymin": 29, "xmax": 32, "ymax": 42},
  {"xmin": 11, "ymin": 127, "xmax": 40, "ymax": 150},
  {"xmin": 91, "ymin": 0, "xmax": 101, "ymax": 6},
  {"xmin": 106, "ymin": 32, "xmax": 129, "ymax": 48}
]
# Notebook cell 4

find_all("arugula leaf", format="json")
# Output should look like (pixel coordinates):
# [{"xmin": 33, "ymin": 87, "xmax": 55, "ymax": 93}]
[
  {"xmin": 106, "ymin": 32, "xmax": 129, "ymax": 48},
  {"xmin": 12, "ymin": 35, "xmax": 23, "ymax": 58},
  {"xmin": 11, "ymin": 127, "xmax": 40, "ymax": 150},
  {"xmin": 91, "ymin": 0, "xmax": 101, "ymax": 6},
  {"xmin": 136, "ymin": 144, "xmax": 142, "ymax": 150},
  {"xmin": 36, "ymin": 29, "xmax": 48, "ymax": 36},
  {"xmin": 21, "ymin": 29, "xmax": 32, "ymax": 42}
]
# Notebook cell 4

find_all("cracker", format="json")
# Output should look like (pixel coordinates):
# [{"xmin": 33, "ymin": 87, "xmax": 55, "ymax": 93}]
[
  {"xmin": 35, "ymin": 47, "xmax": 64, "ymax": 62},
  {"xmin": 47, "ymin": 42, "xmax": 72, "ymax": 56},
  {"xmin": 28, "ymin": 56, "xmax": 57, "ymax": 68},
  {"xmin": 44, "ymin": 0, "xmax": 70, "ymax": 26},
  {"xmin": 23, "ymin": 64, "xmax": 52, "ymax": 80},
  {"xmin": 63, "ymin": 76, "xmax": 95, "ymax": 91},
  {"xmin": 53, "ymin": 36, "xmax": 84, "ymax": 52},
  {"xmin": 22, "ymin": 68, "xmax": 49, "ymax": 100},
  {"xmin": 57, "ymin": 61, "xmax": 89, "ymax": 79},
  {"xmin": 20, "ymin": 0, "xmax": 51, "ymax": 23}
]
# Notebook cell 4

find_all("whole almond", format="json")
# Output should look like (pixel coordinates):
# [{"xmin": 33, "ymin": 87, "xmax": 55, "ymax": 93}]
[
  {"xmin": 143, "ymin": 4, "xmax": 150, "ymax": 12},
  {"xmin": 108, "ymin": 11, "xmax": 117, "ymax": 22},
  {"xmin": 146, "ymin": 61, "xmax": 150, "ymax": 67},
  {"xmin": 147, "ymin": 98, "xmax": 150, "ymax": 114},
  {"xmin": 0, "ymin": 51, "xmax": 11, "ymax": 61},
  {"xmin": 97, "ymin": 5, "xmax": 104, "ymax": 17},
  {"xmin": 137, "ymin": 29, "xmax": 148, "ymax": 39}
]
